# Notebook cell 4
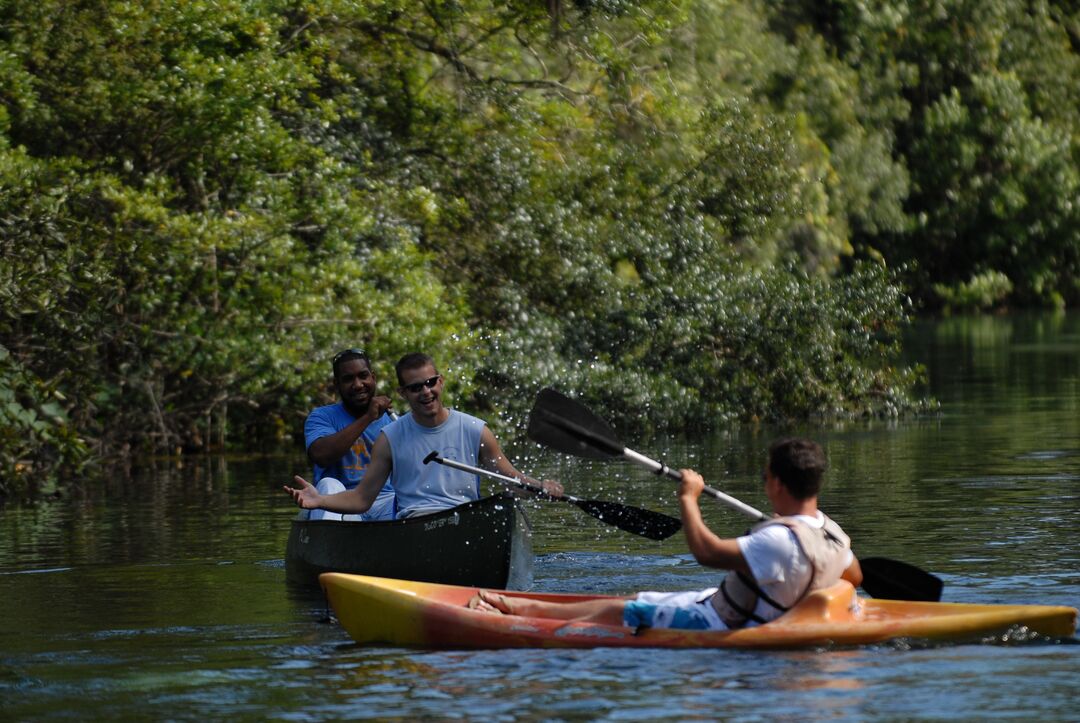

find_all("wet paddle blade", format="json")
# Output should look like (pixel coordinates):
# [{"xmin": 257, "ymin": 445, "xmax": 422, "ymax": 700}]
[
  {"xmin": 860, "ymin": 557, "xmax": 944, "ymax": 602},
  {"xmin": 527, "ymin": 388, "xmax": 623, "ymax": 460},
  {"xmin": 426, "ymin": 450, "xmax": 677, "ymax": 541},
  {"xmin": 572, "ymin": 499, "xmax": 683, "ymax": 541}
]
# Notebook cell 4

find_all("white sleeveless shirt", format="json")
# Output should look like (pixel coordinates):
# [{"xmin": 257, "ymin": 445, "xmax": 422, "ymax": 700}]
[{"xmin": 381, "ymin": 409, "xmax": 485, "ymax": 517}]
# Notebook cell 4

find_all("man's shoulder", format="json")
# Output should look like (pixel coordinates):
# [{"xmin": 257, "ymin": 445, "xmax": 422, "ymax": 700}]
[
  {"xmin": 748, "ymin": 512, "xmax": 849, "ymax": 555},
  {"xmin": 380, "ymin": 412, "xmax": 412, "ymax": 443},
  {"xmin": 447, "ymin": 408, "xmax": 487, "ymax": 428},
  {"xmin": 306, "ymin": 402, "xmax": 349, "ymax": 426},
  {"xmin": 786, "ymin": 512, "xmax": 826, "ymax": 529},
  {"xmin": 748, "ymin": 521, "xmax": 800, "ymax": 542},
  {"xmin": 366, "ymin": 410, "xmax": 394, "ymax": 434},
  {"xmin": 741, "ymin": 521, "xmax": 803, "ymax": 558}
]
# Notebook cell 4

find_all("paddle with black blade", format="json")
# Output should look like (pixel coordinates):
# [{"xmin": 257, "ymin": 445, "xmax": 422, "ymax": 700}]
[
  {"xmin": 422, "ymin": 451, "xmax": 682, "ymax": 541},
  {"xmin": 527, "ymin": 387, "xmax": 944, "ymax": 603}
]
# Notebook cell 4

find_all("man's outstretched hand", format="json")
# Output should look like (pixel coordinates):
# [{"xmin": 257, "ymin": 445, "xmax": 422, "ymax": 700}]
[{"xmin": 284, "ymin": 475, "xmax": 321, "ymax": 509}]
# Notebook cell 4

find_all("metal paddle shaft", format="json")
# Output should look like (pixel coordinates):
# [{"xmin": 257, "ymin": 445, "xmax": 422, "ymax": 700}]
[
  {"xmin": 422, "ymin": 452, "xmax": 682, "ymax": 541},
  {"xmin": 621, "ymin": 447, "xmax": 769, "ymax": 522},
  {"xmin": 527, "ymin": 387, "xmax": 944, "ymax": 602},
  {"xmin": 530, "ymin": 389, "xmax": 766, "ymax": 521}
]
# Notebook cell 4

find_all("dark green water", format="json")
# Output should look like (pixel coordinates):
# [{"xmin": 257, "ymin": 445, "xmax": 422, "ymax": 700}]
[{"xmin": 2, "ymin": 313, "xmax": 1078, "ymax": 720}]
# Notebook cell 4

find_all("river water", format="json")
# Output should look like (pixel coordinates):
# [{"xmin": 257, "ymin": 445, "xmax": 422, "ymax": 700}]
[{"xmin": 2, "ymin": 313, "xmax": 1078, "ymax": 720}]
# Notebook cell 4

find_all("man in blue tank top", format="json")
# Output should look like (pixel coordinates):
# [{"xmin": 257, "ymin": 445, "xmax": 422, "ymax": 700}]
[
  {"xmin": 285, "ymin": 353, "xmax": 563, "ymax": 517},
  {"xmin": 301, "ymin": 348, "xmax": 396, "ymax": 521}
]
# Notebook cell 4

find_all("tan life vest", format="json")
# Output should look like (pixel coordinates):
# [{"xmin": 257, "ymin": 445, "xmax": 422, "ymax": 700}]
[{"xmin": 710, "ymin": 514, "xmax": 851, "ymax": 628}]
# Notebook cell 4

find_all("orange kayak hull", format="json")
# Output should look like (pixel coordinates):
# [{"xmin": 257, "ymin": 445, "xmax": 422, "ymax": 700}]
[{"xmin": 320, "ymin": 573, "xmax": 1078, "ymax": 649}]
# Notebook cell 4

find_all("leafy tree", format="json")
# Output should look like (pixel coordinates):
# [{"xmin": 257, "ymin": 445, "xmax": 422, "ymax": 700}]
[
  {"xmin": 0, "ymin": 0, "xmax": 960, "ymax": 493},
  {"xmin": 0, "ymin": 1, "xmax": 472, "ymax": 491},
  {"xmin": 771, "ymin": 0, "xmax": 1080, "ymax": 307}
]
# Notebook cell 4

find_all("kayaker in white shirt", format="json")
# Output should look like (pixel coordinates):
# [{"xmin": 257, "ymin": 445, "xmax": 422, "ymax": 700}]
[{"xmin": 469, "ymin": 437, "xmax": 863, "ymax": 630}]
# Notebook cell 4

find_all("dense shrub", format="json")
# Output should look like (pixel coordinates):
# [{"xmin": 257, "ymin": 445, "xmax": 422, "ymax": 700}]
[{"xmin": 5, "ymin": 0, "xmax": 1074, "ymax": 492}]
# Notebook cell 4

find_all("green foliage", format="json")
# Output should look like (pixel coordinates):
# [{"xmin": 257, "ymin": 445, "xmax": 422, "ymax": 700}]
[
  {"xmin": 0, "ymin": 0, "xmax": 472, "ymax": 490},
  {"xmin": 780, "ymin": 0, "xmax": 1080, "ymax": 307},
  {"xmin": 0, "ymin": 344, "xmax": 87, "ymax": 485},
  {"xmin": 13, "ymin": 0, "xmax": 1076, "ymax": 487},
  {"xmin": 934, "ymin": 270, "xmax": 1015, "ymax": 312},
  {"xmin": 905, "ymin": 72, "xmax": 1080, "ymax": 307}
]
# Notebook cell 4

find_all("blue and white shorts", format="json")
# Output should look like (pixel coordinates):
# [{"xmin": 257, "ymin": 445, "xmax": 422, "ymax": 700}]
[{"xmin": 622, "ymin": 587, "xmax": 728, "ymax": 631}]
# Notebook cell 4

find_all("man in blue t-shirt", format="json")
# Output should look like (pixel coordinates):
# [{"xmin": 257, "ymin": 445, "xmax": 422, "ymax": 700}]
[
  {"xmin": 286, "ymin": 352, "xmax": 563, "ymax": 518},
  {"xmin": 302, "ymin": 348, "xmax": 396, "ymax": 521}
]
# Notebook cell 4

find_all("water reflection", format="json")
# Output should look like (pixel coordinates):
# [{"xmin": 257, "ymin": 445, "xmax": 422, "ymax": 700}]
[{"xmin": 1, "ymin": 313, "xmax": 1078, "ymax": 719}]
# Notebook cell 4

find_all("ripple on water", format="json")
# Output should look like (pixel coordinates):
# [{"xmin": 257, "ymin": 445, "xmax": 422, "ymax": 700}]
[{"xmin": 1015, "ymin": 449, "xmax": 1079, "ymax": 461}]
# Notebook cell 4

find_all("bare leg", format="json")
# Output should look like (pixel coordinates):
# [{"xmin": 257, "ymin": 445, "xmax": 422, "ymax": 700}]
[{"xmin": 470, "ymin": 590, "xmax": 628, "ymax": 626}]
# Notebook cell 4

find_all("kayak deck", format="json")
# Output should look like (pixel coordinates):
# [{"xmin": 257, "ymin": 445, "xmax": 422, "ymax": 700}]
[{"xmin": 320, "ymin": 573, "xmax": 1078, "ymax": 650}]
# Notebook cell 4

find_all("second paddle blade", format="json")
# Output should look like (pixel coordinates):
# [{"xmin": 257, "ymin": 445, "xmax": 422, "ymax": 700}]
[
  {"xmin": 527, "ymin": 388, "xmax": 622, "ymax": 459},
  {"xmin": 573, "ymin": 498, "xmax": 683, "ymax": 541},
  {"xmin": 860, "ymin": 557, "xmax": 944, "ymax": 602}
]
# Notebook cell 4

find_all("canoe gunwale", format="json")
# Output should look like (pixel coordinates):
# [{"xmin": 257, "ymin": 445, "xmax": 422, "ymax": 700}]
[{"xmin": 286, "ymin": 492, "xmax": 532, "ymax": 589}]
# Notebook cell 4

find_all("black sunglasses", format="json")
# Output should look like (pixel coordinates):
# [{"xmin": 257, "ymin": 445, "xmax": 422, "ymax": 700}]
[
  {"xmin": 401, "ymin": 375, "xmax": 441, "ymax": 393},
  {"xmin": 332, "ymin": 348, "xmax": 369, "ymax": 367}
]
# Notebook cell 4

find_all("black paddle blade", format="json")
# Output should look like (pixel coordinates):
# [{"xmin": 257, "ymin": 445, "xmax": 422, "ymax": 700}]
[
  {"xmin": 528, "ymin": 388, "xmax": 623, "ymax": 460},
  {"xmin": 572, "ymin": 499, "xmax": 682, "ymax": 541},
  {"xmin": 860, "ymin": 557, "xmax": 944, "ymax": 602}
]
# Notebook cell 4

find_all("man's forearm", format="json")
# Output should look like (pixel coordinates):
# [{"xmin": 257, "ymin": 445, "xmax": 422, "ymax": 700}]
[
  {"xmin": 679, "ymin": 495, "xmax": 747, "ymax": 572},
  {"xmin": 308, "ymin": 416, "xmax": 375, "ymax": 466},
  {"xmin": 316, "ymin": 488, "xmax": 374, "ymax": 514}
]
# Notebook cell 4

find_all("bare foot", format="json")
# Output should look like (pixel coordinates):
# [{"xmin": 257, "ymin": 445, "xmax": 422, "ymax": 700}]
[
  {"xmin": 466, "ymin": 593, "xmax": 497, "ymax": 612},
  {"xmin": 466, "ymin": 590, "xmax": 514, "ymax": 615}
]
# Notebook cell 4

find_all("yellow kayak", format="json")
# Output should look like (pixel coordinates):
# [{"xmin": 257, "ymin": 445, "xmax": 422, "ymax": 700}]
[{"xmin": 320, "ymin": 572, "xmax": 1077, "ymax": 649}]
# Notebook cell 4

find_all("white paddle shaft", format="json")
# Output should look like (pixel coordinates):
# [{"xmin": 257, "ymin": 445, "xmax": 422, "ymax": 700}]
[
  {"xmin": 621, "ymin": 447, "xmax": 768, "ymax": 521},
  {"xmin": 428, "ymin": 454, "xmax": 565, "ymax": 500}
]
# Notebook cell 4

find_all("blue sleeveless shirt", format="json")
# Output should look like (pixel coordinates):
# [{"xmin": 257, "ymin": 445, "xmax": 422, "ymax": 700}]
[{"xmin": 382, "ymin": 409, "xmax": 484, "ymax": 517}]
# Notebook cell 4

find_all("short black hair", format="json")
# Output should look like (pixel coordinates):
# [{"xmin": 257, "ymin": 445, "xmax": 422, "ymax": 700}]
[
  {"xmin": 395, "ymin": 352, "xmax": 437, "ymax": 385},
  {"xmin": 767, "ymin": 437, "xmax": 827, "ymax": 500},
  {"xmin": 332, "ymin": 348, "xmax": 370, "ymax": 378}
]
